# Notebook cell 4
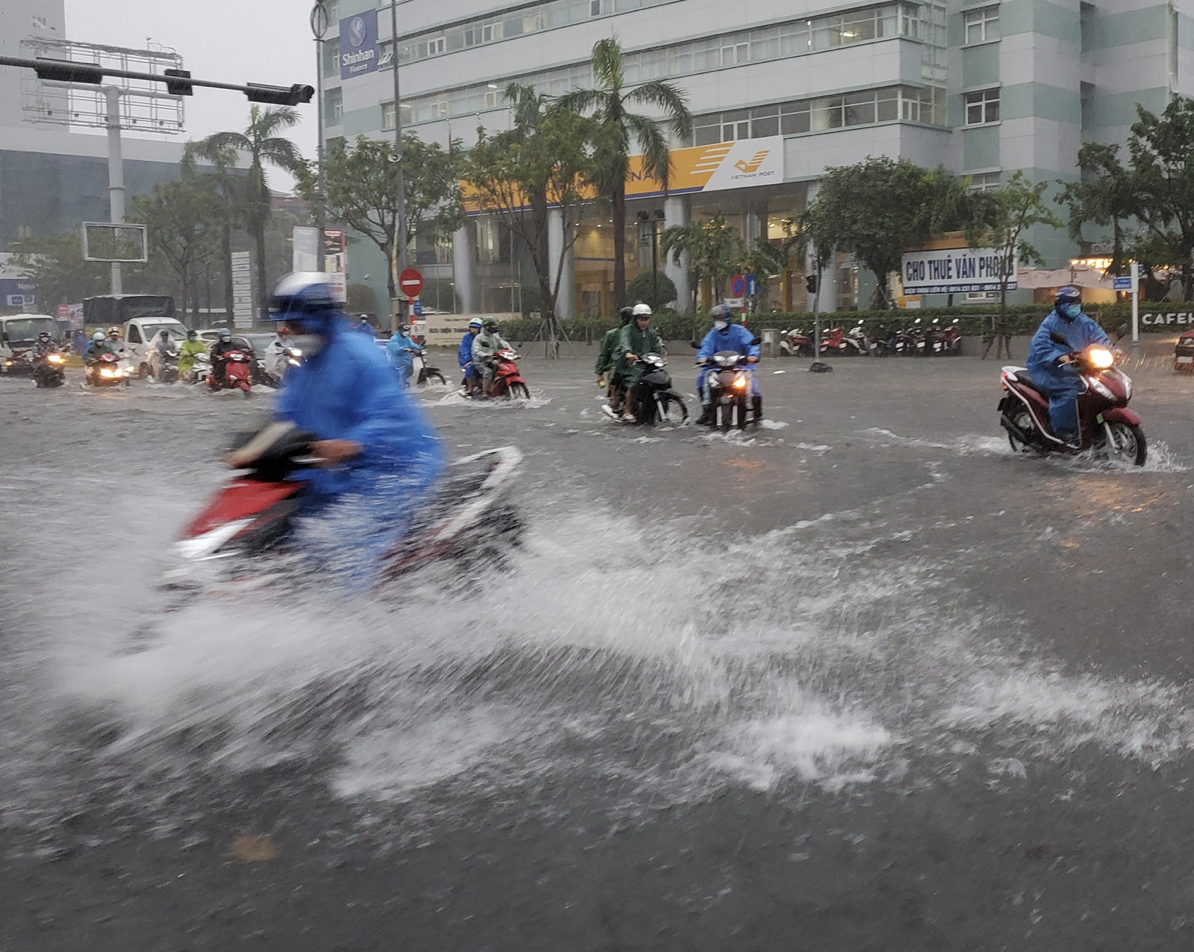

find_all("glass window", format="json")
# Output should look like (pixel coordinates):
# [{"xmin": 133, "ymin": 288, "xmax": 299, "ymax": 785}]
[
  {"xmin": 876, "ymin": 88, "xmax": 899, "ymax": 121},
  {"xmin": 963, "ymin": 6, "xmax": 1000, "ymax": 44},
  {"xmin": 967, "ymin": 171, "xmax": 1001, "ymax": 191},
  {"xmin": 325, "ymin": 87, "xmax": 343, "ymax": 123},
  {"xmin": 964, "ymin": 87, "xmax": 1000, "ymax": 125},
  {"xmin": 844, "ymin": 90, "xmax": 876, "ymax": 125},
  {"xmin": 381, "ymin": 101, "xmax": 396, "ymax": 131},
  {"xmin": 590, "ymin": 0, "xmax": 602, "ymax": 15},
  {"xmin": 779, "ymin": 22, "xmax": 811, "ymax": 55},
  {"xmin": 428, "ymin": 36, "xmax": 446, "ymax": 56},
  {"xmin": 322, "ymin": 40, "xmax": 339, "ymax": 75}
]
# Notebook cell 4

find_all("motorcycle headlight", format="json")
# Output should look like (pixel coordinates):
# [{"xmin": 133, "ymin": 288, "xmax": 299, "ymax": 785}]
[
  {"xmin": 47, "ymin": 354, "xmax": 65, "ymax": 364},
  {"xmin": 733, "ymin": 376, "xmax": 747, "ymax": 390},
  {"xmin": 99, "ymin": 368, "xmax": 116, "ymax": 378},
  {"xmin": 1087, "ymin": 347, "xmax": 1114, "ymax": 369}
]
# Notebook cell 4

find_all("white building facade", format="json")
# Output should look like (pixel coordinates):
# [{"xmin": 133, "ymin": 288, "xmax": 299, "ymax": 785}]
[{"xmin": 321, "ymin": 0, "xmax": 1193, "ymax": 314}]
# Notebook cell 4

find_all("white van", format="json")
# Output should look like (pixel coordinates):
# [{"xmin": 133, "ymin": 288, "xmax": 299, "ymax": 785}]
[
  {"xmin": 122, "ymin": 317, "xmax": 189, "ymax": 377},
  {"xmin": 0, "ymin": 314, "xmax": 61, "ymax": 373}
]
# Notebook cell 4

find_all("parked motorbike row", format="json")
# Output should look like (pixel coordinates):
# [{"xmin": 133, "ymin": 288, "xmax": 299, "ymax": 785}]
[{"xmin": 780, "ymin": 317, "xmax": 964, "ymax": 358}]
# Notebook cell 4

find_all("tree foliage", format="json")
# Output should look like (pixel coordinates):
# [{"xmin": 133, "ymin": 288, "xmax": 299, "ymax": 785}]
[
  {"xmin": 802, "ymin": 157, "xmax": 970, "ymax": 307},
  {"xmin": 463, "ymin": 85, "xmax": 603, "ymax": 335},
  {"xmin": 660, "ymin": 213, "xmax": 743, "ymax": 310},
  {"xmin": 296, "ymin": 134, "xmax": 463, "ymax": 302},
  {"xmin": 195, "ymin": 106, "xmax": 303, "ymax": 320},
  {"xmin": 625, "ymin": 269, "xmax": 677, "ymax": 310},
  {"xmin": 558, "ymin": 37, "xmax": 692, "ymax": 310},
  {"xmin": 8, "ymin": 231, "xmax": 111, "ymax": 309}
]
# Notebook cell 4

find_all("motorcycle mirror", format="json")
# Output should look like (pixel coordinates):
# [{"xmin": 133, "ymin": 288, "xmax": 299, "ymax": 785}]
[
  {"xmin": 952, "ymin": 318, "xmax": 959, "ymax": 325},
  {"xmin": 750, "ymin": 336, "xmax": 762, "ymax": 346},
  {"xmin": 1115, "ymin": 323, "xmax": 1128, "ymax": 340}
]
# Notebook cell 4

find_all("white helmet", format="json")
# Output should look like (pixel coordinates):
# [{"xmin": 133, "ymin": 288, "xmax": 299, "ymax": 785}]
[{"xmin": 631, "ymin": 303, "xmax": 652, "ymax": 317}]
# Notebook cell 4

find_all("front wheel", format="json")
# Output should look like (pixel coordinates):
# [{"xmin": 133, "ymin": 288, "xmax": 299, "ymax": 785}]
[
  {"xmin": 423, "ymin": 370, "xmax": 446, "ymax": 387},
  {"xmin": 1098, "ymin": 421, "xmax": 1147, "ymax": 466},
  {"xmin": 654, "ymin": 390, "xmax": 688, "ymax": 425},
  {"xmin": 507, "ymin": 382, "xmax": 530, "ymax": 400}
]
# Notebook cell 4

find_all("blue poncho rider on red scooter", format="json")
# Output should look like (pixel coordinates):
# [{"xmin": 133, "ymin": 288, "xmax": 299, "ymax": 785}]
[
  {"xmin": 268, "ymin": 272, "xmax": 444, "ymax": 582},
  {"xmin": 1026, "ymin": 285, "xmax": 1111, "ymax": 448},
  {"xmin": 695, "ymin": 304, "xmax": 761, "ymax": 425}
]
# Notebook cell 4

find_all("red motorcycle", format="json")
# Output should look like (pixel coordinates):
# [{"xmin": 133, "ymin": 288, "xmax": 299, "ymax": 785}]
[
  {"xmin": 819, "ymin": 326, "xmax": 863, "ymax": 356},
  {"xmin": 779, "ymin": 328, "xmax": 814, "ymax": 357},
  {"xmin": 207, "ymin": 348, "xmax": 253, "ymax": 395},
  {"xmin": 998, "ymin": 330, "xmax": 1146, "ymax": 465},
  {"xmin": 1174, "ymin": 329, "xmax": 1194, "ymax": 374},
  {"xmin": 469, "ymin": 347, "xmax": 529, "ymax": 400},
  {"xmin": 160, "ymin": 422, "xmax": 523, "ymax": 595}
]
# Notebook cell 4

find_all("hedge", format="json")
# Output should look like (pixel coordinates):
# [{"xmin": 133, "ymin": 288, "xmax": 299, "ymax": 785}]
[{"xmin": 500, "ymin": 301, "xmax": 1194, "ymax": 345}]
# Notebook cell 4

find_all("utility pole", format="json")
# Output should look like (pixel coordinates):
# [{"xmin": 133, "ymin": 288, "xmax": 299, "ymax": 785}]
[{"xmin": 389, "ymin": 0, "xmax": 408, "ymax": 333}]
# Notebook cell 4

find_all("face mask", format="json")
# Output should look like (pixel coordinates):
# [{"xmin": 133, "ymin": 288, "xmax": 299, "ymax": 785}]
[
  {"xmin": 1061, "ymin": 303, "xmax": 1081, "ymax": 320},
  {"xmin": 714, "ymin": 320, "xmax": 729, "ymax": 331}
]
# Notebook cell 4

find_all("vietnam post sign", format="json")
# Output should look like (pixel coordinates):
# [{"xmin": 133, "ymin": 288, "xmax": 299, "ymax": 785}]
[
  {"xmin": 340, "ymin": 11, "xmax": 379, "ymax": 80},
  {"xmin": 901, "ymin": 247, "xmax": 1017, "ymax": 295}
]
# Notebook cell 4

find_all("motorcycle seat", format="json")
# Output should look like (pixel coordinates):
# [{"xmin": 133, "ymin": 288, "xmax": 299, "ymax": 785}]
[{"xmin": 1011, "ymin": 369, "xmax": 1045, "ymax": 394}]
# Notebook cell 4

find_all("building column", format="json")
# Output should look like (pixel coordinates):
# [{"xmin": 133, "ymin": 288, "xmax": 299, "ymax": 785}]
[
  {"xmin": 663, "ymin": 194, "xmax": 690, "ymax": 311},
  {"xmin": 452, "ymin": 219, "xmax": 479, "ymax": 314},
  {"xmin": 802, "ymin": 180, "xmax": 836, "ymax": 313},
  {"xmin": 547, "ymin": 208, "xmax": 575, "ymax": 320}
]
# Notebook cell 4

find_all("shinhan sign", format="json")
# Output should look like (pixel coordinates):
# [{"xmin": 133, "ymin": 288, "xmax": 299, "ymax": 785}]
[
  {"xmin": 901, "ymin": 247, "xmax": 1017, "ymax": 295},
  {"xmin": 339, "ymin": 11, "xmax": 379, "ymax": 80}
]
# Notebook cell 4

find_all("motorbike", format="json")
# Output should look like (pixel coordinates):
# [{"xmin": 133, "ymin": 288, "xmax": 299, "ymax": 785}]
[
  {"xmin": 461, "ymin": 348, "xmax": 529, "ymax": 400},
  {"xmin": 151, "ymin": 351, "xmax": 180, "ymax": 384},
  {"xmin": 891, "ymin": 319, "xmax": 923, "ymax": 356},
  {"xmin": 2, "ymin": 348, "xmax": 33, "ymax": 377},
  {"xmin": 1174, "ymin": 329, "xmax": 1194, "ymax": 374},
  {"xmin": 207, "ymin": 349, "xmax": 254, "ymax": 395},
  {"xmin": 695, "ymin": 344, "xmax": 762, "ymax": 431},
  {"xmin": 159, "ymin": 421, "xmax": 524, "ymax": 595},
  {"xmin": 260, "ymin": 345, "xmax": 303, "ymax": 388},
  {"xmin": 938, "ymin": 318, "xmax": 963, "ymax": 355},
  {"xmin": 779, "ymin": 328, "xmax": 814, "ymax": 358},
  {"xmin": 846, "ymin": 319, "xmax": 891, "ymax": 356},
  {"xmin": 998, "ymin": 327, "xmax": 1146, "ymax": 466},
  {"xmin": 600, "ymin": 353, "xmax": 688, "ymax": 426},
  {"xmin": 32, "ymin": 350, "xmax": 66, "ymax": 388},
  {"xmin": 85, "ymin": 352, "xmax": 127, "ymax": 388},
  {"xmin": 183, "ymin": 351, "xmax": 211, "ymax": 385},
  {"xmin": 411, "ymin": 350, "xmax": 446, "ymax": 387},
  {"xmin": 819, "ymin": 326, "xmax": 863, "ymax": 357}
]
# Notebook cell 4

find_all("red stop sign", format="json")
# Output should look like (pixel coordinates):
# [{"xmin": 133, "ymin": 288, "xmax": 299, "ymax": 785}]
[{"xmin": 399, "ymin": 267, "xmax": 423, "ymax": 300}]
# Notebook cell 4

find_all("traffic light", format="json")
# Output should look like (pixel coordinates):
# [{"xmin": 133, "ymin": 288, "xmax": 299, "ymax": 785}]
[
  {"xmin": 805, "ymin": 274, "xmax": 819, "ymax": 293},
  {"xmin": 245, "ymin": 83, "xmax": 315, "ymax": 106},
  {"xmin": 33, "ymin": 58, "xmax": 102, "ymax": 84},
  {"xmin": 164, "ymin": 68, "xmax": 193, "ymax": 96}
]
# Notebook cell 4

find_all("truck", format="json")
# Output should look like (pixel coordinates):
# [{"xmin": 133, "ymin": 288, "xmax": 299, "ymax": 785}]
[{"xmin": 83, "ymin": 295, "xmax": 187, "ymax": 377}]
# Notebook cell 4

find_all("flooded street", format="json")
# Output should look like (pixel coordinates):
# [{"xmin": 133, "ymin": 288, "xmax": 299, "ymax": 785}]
[{"xmin": 2, "ymin": 347, "xmax": 1194, "ymax": 950}]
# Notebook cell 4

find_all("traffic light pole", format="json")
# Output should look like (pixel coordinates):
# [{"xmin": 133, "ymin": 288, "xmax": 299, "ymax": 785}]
[{"xmin": 389, "ymin": 0, "xmax": 408, "ymax": 333}]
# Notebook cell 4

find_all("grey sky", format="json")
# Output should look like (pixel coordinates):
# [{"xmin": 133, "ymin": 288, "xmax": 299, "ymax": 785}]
[{"xmin": 65, "ymin": 0, "xmax": 318, "ymax": 186}]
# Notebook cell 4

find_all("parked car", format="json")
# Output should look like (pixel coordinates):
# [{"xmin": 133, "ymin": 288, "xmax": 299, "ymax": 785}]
[{"xmin": 1175, "ymin": 329, "xmax": 1194, "ymax": 374}]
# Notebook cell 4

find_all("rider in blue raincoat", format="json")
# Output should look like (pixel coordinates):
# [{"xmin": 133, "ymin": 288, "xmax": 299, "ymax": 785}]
[
  {"xmin": 458, "ymin": 318, "xmax": 482, "ymax": 395},
  {"xmin": 385, "ymin": 323, "xmax": 422, "ymax": 388},
  {"xmin": 271, "ymin": 274, "xmax": 444, "ymax": 584},
  {"xmin": 695, "ymin": 304, "xmax": 761, "ymax": 424},
  {"xmin": 1026, "ymin": 285, "xmax": 1110, "ymax": 446}
]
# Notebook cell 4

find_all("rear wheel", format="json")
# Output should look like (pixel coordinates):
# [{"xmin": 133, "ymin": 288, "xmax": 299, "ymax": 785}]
[
  {"xmin": 1099, "ymin": 421, "xmax": 1147, "ymax": 466},
  {"xmin": 508, "ymin": 382, "xmax": 530, "ymax": 400},
  {"xmin": 423, "ymin": 370, "xmax": 446, "ymax": 387}
]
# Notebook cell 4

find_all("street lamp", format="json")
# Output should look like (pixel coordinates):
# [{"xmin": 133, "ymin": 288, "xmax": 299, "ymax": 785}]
[
  {"xmin": 388, "ymin": 0, "xmax": 408, "ymax": 332},
  {"xmin": 310, "ymin": 1, "xmax": 329, "ymax": 271}
]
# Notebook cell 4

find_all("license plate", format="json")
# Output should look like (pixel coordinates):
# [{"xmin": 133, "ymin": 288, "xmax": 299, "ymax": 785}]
[{"xmin": 1178, "ymin": 356, "xmax": 1193, "ymax": 364}]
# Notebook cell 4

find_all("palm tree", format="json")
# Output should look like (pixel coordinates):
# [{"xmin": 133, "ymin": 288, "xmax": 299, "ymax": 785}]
[
  {"xmin": 195, "ymin": 106, "xmax": 303, "ymax": 322},
  {"xmin": 559, "ymin": 37, "xmax": 692, "ymax": 310},
  {"xmin": 182, "ymin": 141, "xmax": 241, "ymax": 325}
]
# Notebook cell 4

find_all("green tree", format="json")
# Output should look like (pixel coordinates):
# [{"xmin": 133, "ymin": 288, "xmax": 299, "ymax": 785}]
[
  {"xmin": 738, "ymin": 241, "xmax": 791, "ymax": 313},
  {"xmin": 971, "ymin": 170, "xmax": 1063, "ymax": 326},
  {"xmin": 129, "ymin": 176, "xmax": 222, "ymax": 323},
  {"xmin": 464, "ymin": 84, "xmax": 602, "ymax": 341},
  {"xmin": 558, "ymin": 37, "xmax": 692, "ymax": 310},
  {"xmin": 660, "ymin": 213, "xmax": 743, "ymax": 310},
  {"xmin": 625, "ymin": 269, "xmax": 677, "ymax": 310},
  {"xmin": 182, "ymin": 141, "xmax": 243, "ymax": 324},
  {"xmin": 296, "ymin": 134, "xmax": 463, "ymax": 305},
  {"xmin": 1057, "ymin": 142, "xmax": 1136, "ymax": 276},
  {"xmin": 195, "ymin": 106, "xmax": 303, "ymax": 321},
  {"xmin": 805, "ymin": 157, "xmax": 968, "ymax": 307}
]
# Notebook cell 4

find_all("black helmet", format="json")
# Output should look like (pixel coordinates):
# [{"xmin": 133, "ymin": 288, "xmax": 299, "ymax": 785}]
[
  {"xmin": 619, "ymin": 306, "xmax": 634, "ymax": 325},
  {"xmin": 37, "ymin": 331, "xmax": 51, "ymax": 343},
  {"xmin": 400, "ymin": 323, "xmax": 411, "ymax": 334},
  {"xmin": 481, "ymin": 317, "xmax": 498, "ymax": 330}
]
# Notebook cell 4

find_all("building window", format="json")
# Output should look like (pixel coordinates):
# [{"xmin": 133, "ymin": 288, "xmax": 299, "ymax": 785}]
[
  {"xmin": 428, "ymin": 37, "xmax": 446, "ymax": 56},
  {"xmin": 963, "ymin": 6, "xmax": 999, "ymax": 45},
  {"xmin": 378, "ymin": 40, "xmax": 393, "ymax": 68},
  {"xmin": 590, "ymin": 0, "xmax": 602, "ymax": 15},
  {"xmin": 964, "ymin": 87, "xmax": 1000, "ymax": 125},
  {"xmin": 967, "ymin": 171, "xmax": 1001, "ymax": 191},
  {"xmin": 381, "ymin": 101, "xmax": 396, "ymax": 130},
  {"xmin": 485, "ymin": 86, "xmax": 499, "ymax": 108},
  {"xmin": 322, "ymin": 39, "xmax": 339, "ymax": 75},
  {"xmin": 325, "ymin": 87, "xmax": 343, "ymax": 124}
]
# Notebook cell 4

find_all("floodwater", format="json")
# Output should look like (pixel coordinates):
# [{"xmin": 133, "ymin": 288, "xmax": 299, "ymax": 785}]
[{"xmin": 2, "ymin": 346, "xmax": 1194, "ymax": 950}]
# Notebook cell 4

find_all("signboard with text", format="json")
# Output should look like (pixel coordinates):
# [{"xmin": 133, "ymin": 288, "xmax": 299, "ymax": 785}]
[
  {"xmin": 231, "ymin": 251, "xmax": 253, "ymax": 327},
  {"xmin": 339, "ymin": 11, "xmax": 379, "ymax": 80},
  {"xmin": 900, "ymin": 247, "xmax": 1017, "ymax": 295}
]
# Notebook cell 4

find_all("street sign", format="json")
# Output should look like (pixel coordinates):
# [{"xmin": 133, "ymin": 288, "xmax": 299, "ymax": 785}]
[
  {"xmin": 729, "ymin": 274, "xmax": 746, "ymax": 297},
  {"xmin": 230, "ymin": 251, "xmax": 253, "ymax": 328},
  {"xmin": 1112, "ymin": 276, "xmax": 1133, "ymax": 291},
  {"xmin": 412, "ymin": 299, "xmax": 423, "ymax": 316},
  {"xmin": 309, "ymin": 1, "xmax": 330, "ymax": 40},
  {"xmin": 745, "ymin": 274, "xmax": 758, "ymax": 296},
  {"xmin": 399, "ymin": 267, "xmax": 424, "ymax": 300}
]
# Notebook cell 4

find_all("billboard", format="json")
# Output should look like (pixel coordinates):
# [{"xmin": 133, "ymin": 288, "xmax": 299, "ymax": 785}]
[
  {"xmin": 900, "ymin": 247, "xmax": 1017, "ymax": 295},
  {"xmin": 339, "ymin": 11, "xmax": 379, "ymax": 80}
]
